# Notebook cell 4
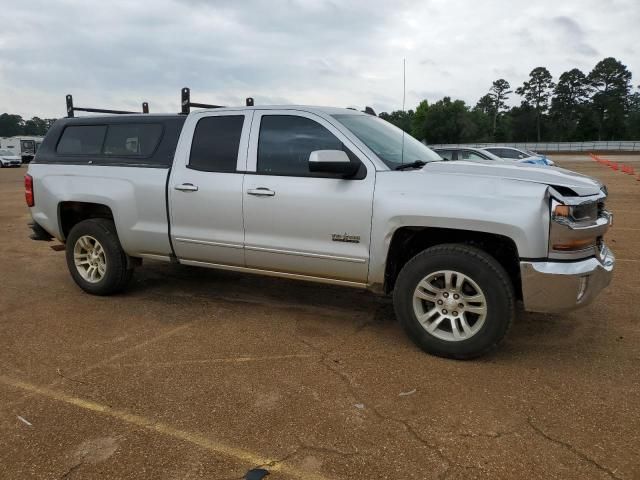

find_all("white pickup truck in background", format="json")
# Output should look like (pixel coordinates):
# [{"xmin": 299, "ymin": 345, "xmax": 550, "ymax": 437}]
[{"xmin": 25, "ymin": 100, "xmax": 614, "ymax": 359}]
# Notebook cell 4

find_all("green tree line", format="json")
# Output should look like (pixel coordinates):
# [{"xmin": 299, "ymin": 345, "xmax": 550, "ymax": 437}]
[
  {"xmin": 380, "ymin": 57, "xmax": 640, "ymax": 144},
  {"xmin": 0, "ymin": 114, "xmax": 56, "ymax": 137}
]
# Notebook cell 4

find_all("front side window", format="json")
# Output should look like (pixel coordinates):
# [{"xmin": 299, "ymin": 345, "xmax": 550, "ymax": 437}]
[
  {"xmin": 332, "ymin": 114, "xmax": 441, "ymax": 169},
  {"xmin": 57, "ymin": 126, "xmax": 107, "ymax": 154},
  {"xmin": 257, "ymin": 115, "xmax": 352, "ymax": 177},
  {"xmin": 501, "ymin": 149, "xmax": 521, "ymax": 159},
  {"xmin": 103, "ymin": 124, "xmax": 163, "ymax": 157},
  {"xmin": 189, "ymin": 116, "xmax": 245, "ymax": 172}
]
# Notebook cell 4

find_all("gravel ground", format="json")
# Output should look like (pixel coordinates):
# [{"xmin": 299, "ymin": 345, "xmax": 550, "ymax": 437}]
[{"xmin": 0, "ymin": 155, "xmax": 638, "ymax": 479}]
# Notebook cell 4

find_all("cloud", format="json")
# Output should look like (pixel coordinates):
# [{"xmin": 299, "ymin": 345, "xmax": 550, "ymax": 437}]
[
  {"xmin": 0, "ymin": 0, "xmax": 638, "ymax": 118},
  {"xmin": 552, "ymin": 15, "xmax": 599, "ymax": 57}
]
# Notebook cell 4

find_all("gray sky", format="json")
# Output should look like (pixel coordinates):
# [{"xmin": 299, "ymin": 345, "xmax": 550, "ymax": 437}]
[{"xmin": 1, "ymin": 0, "xmax": 638, "ymax": 119}]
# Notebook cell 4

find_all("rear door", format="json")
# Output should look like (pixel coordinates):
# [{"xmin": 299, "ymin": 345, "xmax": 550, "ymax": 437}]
[
  {"xmin": 169, "ymin": 111, "xmax": 251, "ymax": 266},
  {"xmin": 242, "ymin": 110, "xmax": 375, "ymax": 283}
]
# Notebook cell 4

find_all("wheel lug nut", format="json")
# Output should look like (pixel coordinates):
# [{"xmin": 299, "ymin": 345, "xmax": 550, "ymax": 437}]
[
  {"xmin": 452, "ymin": 311, "xmax": 458, "ymax": 316},
  {"xmin": 459, "ymin": 303, "xmax": 464, "ymax": 308},
  {"xmin": 453, "ymin": 294, "xmax": 459, "ymax": 299},
  {"xmin": 443, "ymin": 293, "xmax": 449, "ymax": 298},
  {"xmin": 437, "ymin": 300, "xmax": 443, "ymax": 305},
  {"xmin": 442, "ymin": 309, "xmax": 448, "ymax": 314}
]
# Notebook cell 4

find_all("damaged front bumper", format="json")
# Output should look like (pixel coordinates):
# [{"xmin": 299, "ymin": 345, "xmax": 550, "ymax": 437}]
[{"xmin": 520, "ymin": 246, "xmax": 615, "ymax": 313}]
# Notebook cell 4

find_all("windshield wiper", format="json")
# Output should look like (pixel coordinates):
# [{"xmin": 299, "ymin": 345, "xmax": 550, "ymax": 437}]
[{"xmin": 394, "ymin": 160, "xmax": 428, "ymax": 171}]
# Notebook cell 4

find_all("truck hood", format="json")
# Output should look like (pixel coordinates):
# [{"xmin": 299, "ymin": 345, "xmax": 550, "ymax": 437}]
[{"xmin": 422, "ymin": 161, "xmax": 602, "ymax": 196}]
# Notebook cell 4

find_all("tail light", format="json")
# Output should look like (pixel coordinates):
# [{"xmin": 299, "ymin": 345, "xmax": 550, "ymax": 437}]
[{"xmin": 25, "ymin": 174, "xmax": 34, "ymax": 207}]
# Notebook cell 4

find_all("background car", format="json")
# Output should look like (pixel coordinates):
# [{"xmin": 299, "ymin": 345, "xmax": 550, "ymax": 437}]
[
  {"xmin": 0, "ymin": 149, "xmax": 22, "ymax": 168},
  {"xmin": 524, "ymin": 149, "xmax": 555, "ymax": 165},
  {"xmin": 481, "ymin": 146, "xmax": 554, "ymax": 166},
  {"xmin": 433, "ymin": 147, "xmax": 516, "ymax": 163}
]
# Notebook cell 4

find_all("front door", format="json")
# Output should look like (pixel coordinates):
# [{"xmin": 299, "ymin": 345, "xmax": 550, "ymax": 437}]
[
  {"xmin": 243, "ymin": 110, "xmax": 375, "ymax": 283},
  {"xmin": 169, "ymin": 111, "xmax": 252, "ymax": 266}
]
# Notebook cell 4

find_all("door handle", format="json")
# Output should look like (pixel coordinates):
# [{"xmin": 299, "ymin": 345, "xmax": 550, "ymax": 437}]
[
  {"xmin": 247, "ymin": 188, "xmax": 275, "ymax": 197},
  {"xmin": 175, "ymin": 183, "xmax": 199, "ymax": 192}
]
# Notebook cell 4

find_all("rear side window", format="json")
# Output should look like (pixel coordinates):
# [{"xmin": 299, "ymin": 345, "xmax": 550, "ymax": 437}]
[
  {"xmin": 460, "ymin": 150, "xmax": 487, "ymax": 161},
  {"xmin": 189, "ymin": 116, "xmax": 245, "ymax": 172},
  {"xmin": 57, "ymin": 126, "xmax": 106, "ymax": 154},
  {"xmin": 103, "ymin": 124, "xmax": 163, "ymax": 157},
  {"xmin": 258, "ymin": 115, "xmax": 347, "ymax": 176}
]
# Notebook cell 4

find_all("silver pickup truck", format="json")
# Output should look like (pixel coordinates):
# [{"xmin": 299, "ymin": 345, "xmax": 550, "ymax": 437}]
[{"xmin": 25, "ymin": 104, "xmax": 614, "ymax": 359}]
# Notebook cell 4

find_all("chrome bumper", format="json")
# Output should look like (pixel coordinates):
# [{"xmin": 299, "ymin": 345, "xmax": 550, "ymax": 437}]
[{"xmin": 520, "ymin": 246, "xmax": 615, "ymax": 313}]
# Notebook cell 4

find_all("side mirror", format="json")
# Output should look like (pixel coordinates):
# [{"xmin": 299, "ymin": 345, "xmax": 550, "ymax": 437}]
[{"xmin": 308, "ymin": 150, "xmax": 359, "ymax": 177}]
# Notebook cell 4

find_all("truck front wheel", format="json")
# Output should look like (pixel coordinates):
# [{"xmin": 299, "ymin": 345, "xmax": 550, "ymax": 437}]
[
  {"xmin": 393, "ymin": 244, "xmax": 514, "ymax": 359},
  {"xmin": 65, "ymin": 219, "xmax": 133, "ymax": 295}
]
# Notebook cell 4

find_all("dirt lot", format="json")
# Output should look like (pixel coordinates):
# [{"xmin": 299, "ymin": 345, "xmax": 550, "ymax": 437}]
[{"xmin": 1, "ymin": 155, "xmax": 638, "ymax": 479}]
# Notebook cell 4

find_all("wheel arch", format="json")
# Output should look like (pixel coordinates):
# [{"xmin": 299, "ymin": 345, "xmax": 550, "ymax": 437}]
[
  {"xmin": 383, "ymin": 226, "xmax": 521, "ymax": 298},
  {"xmin": 58, "ymin": 201, "xmax": 115, "ymax": 241}
]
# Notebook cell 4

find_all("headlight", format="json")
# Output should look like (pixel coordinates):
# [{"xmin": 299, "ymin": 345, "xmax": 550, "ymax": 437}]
[
  {"xmin": 551, "ymin": 199, "xmax": 598, "ymax": 223},
  {"xmin": 549, "ymin": 198, "xmax": 609, "ymax": 257}
]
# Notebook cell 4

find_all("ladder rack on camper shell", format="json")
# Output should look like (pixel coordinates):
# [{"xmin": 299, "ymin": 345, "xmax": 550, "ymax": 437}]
[
  {"xmin": 65, "ymin": 88, "xmax": 255, "ymax": 117},
  {"xmin": 64, "ymin": 89, "xmax": 377, "ymax": 118},
  {"xmin": 66, "ymin": 94, "xmax": 149, "ymax": 118}
]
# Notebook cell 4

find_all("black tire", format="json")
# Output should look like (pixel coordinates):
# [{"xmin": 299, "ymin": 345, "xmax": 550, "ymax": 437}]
[
  {"xmin": 65, "ymin": 219, "xmax": 133, "ymax": 295},
  {"xmin": 393, "ymin": 244, "xmax": 514, "ymax": 359}
]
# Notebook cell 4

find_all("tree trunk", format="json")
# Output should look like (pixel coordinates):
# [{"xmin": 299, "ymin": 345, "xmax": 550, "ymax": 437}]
[
  {"xmin": 536, "ymin": 110, "xmax": 541, "ymax": 142},
  {"xmin": 492, "ymin": 111, "xmax": 497, "ymax": 138}
]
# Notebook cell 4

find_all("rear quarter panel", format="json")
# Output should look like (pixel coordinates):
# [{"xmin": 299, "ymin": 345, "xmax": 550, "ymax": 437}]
[{"xmin": 28, "ymin": 163, "xmax": 172, "ymax": 257}]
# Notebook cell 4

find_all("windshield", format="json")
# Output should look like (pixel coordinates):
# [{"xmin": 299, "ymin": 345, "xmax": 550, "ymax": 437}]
[
  {"xmin": 0, "ymin": 150, "xmax": 14, "ymax": 156},
  {"xmin": 332, "ymin": 114, "xmax": 442, "ymax": 169}
]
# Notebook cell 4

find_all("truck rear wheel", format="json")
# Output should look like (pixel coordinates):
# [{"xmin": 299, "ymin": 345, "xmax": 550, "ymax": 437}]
[
  {"xmin": 65, "ymin": 219, "xmax": 133, "ymax": 295},
  {"xmin": 393, "ymin": 244, "xmax": 514, "ymax": 359}
]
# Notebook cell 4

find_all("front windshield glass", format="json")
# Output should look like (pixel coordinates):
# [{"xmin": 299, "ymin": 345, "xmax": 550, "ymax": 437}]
[
  {"xmin": 332, "ymin": 114, "xmax": 442, "ymax": 169},
  {"xmin": 0, "ymin": 150, "xmax": 13, "ymax": 156}
]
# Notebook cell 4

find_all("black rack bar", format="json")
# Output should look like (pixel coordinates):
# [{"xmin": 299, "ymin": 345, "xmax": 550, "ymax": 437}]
[
  {"xmin": 180, "ymin": 87, "xmax": 256, "ymax": 114},
  {"xmin": 66, "ymin": 94, "xmax": 149, "ymax": 118},
  {"xmin": 181, "ymin": 87, "xmax": 224, "ymax": 114}
]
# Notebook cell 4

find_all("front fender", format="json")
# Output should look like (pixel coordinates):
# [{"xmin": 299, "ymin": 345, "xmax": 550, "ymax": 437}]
[{"xmin": 368, "ymin": 173, "xmax": 550, "ymax": 286}]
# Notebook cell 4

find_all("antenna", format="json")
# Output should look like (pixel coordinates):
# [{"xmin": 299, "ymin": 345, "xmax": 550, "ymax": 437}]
[
  {"xmin": 402, "ymin": 57, "xmax": 406, "ymax": 112},
  {"xmin": 401, "ymin": 58, "xmax": 406, "ymax": 166}
]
